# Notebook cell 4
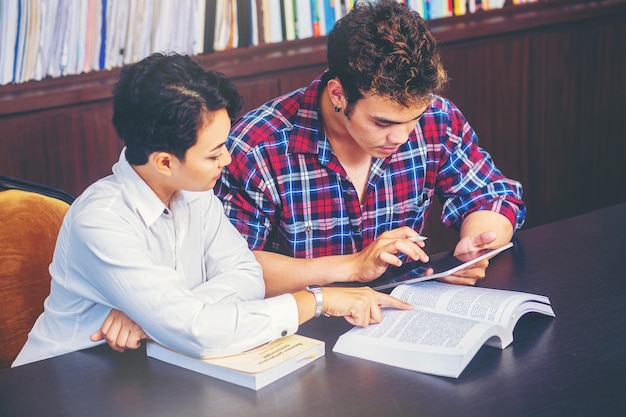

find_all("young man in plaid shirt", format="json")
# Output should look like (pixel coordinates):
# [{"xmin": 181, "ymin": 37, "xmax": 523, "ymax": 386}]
[{"xmin": 215, "ymin": 0, "xmax": 525, "ymax": 296}]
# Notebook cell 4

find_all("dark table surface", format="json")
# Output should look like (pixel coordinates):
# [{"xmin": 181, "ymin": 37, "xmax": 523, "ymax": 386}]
[{"xmin": 2, "ymin": 204, "xmax": 626, "ymax": 417}]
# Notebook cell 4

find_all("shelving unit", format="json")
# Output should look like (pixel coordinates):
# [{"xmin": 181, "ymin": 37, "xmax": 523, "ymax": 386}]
[{"xmin": 1, "ymin": 0, "xmax": 625, "ymax": 252}]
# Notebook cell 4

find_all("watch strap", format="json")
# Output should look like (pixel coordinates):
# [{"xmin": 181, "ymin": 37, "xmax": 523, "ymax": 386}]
[{"xmin": 306, "ymin": 285, "xmax": 323, "ymax": 318}]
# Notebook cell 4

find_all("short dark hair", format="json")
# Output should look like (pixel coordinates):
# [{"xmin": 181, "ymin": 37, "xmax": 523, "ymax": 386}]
[
  {"xmin": 112, "ymin": 53, "xmax": 243, "ymax": 165},
  {"xmin": 325, "ymin": 0, "xmax": 448, "ymax": 113}
]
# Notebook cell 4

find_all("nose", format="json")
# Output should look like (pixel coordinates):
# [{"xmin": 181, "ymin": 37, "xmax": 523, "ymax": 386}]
[
  {"xmin": 387, "ymin": 124, "xmax": 413, "ymax": 145},
  {"xmin": 219, "ymin": 150, "xmax": 232, "ymax": 168}
]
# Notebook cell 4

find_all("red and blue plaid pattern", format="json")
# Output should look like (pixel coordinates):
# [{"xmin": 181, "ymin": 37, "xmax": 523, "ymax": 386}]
[{"xmin": 215, "ymin": 73, "xmax": 525, "ymax": 258}]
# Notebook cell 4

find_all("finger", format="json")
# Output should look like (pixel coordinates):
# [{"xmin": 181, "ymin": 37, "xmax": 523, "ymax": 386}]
[
  {"xmin": 453, "ymin": 261, "xmax": 488, "ymax": 279},
  {"xmin": 345, "ymin": 311, "xmax": 360, "ymax": 326},
  {"xmin": 104, "ymin": 321, "xmax": 119, "ymax": 344},
  {"xmin": 100, "ymin": 316, "xmax": 112, "ymax": 335},
  {"xmin": 438, "ymin": 276, "xmax": 478, "ymax": 286},
  {"xmin": 347, "ymin": 303, "xmax": 370, "ymax": 327},
  {"xmin": 130, "ymin": 328, "xmax": 148, "ymax": 348},
  {"xmin": 358, "ymin": 307, "xmax": 371, "ymax": 327},
  {"xmin": 129, "ymin": 330, "xmax": 147, "ymax": 348},
  {"xmin": 472, "ymin": 259, "xmax": 489, "ymax": 269},
  {"xmin": 379, "ymin": 241, "xmax": 429, "ymax": 265},
  {"xmin": 116, "ymin": 329, "xmax": 130, "ymax": 350},
  {"xmin": 455, "ymin": 269, "xmax": 487, "ymax": 280},
  {"xmin": 471, "ymin": 231, "xmax": 497, "ymax": 247},
  {"xmin": 452, "ymin": 267, "xmax": 485, "ymax": 278},
  {"xmin": 90, "ymin": 330, "xmax": 104, "ymax": 342},
  {"xmin": 369, "ymin": 304, "xmax": 383, "ymax": 323},
  {"xmin": 105, "ymin": 322, "xmax": 124, "ymax": 352},
  {"xmin": 378, "ymin": 251, "xmax": 403, "ymax": 267},
  {"xmin": 393, "ymin": 239, "xmax": 429, "ymax": 262},
  {"xmin": 377, "ymin": 293, "xmax": 413, "ymax": 310}
]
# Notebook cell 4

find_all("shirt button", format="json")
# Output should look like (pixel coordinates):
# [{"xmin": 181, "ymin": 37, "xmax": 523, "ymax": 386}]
[{"xmin": 281, "ymin": 330, "xmax": 287, "ymax": 337}]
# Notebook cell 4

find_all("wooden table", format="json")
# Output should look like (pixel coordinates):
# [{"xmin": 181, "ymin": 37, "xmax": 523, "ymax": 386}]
[{"xmin": 2, "ymin": 204, "xmax": 625, "ymax": 417}]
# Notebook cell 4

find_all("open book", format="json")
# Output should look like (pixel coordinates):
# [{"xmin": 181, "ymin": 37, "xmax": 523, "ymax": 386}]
[
  {"xmin": 147, "ymin": 334, "xmax": 324, "ymax": 390},
  {"xmin": 333, "ymin": 281, "xmax": 555, "ymax": 378}
]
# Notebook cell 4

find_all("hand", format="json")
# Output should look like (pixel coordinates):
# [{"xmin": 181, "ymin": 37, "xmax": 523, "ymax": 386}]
[
  {"xmin": 441, "ymin": 231, "xmax": 499, "ymax": 286},
  {"xmin": 321, "ymin": 287, "xmax": 413, "ymax": 327},
  {"xmin": 90, "ymin": 309, "xmax": 148, "ymax": 353},
  {"xmin": 351, "ymin": 226, "xmax": 429, "ymax": 283}
]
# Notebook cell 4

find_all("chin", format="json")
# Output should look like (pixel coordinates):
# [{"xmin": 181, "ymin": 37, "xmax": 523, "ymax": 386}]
[
  {"xmin": 185, "ymin": 183, "xmax": 214, "ymax": 193},
  {"xmin": 374, "ymin": 150, "xmax": 396, "ymax": 158}
]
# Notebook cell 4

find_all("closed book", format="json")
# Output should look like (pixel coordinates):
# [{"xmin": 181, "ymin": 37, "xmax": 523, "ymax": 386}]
[
  {"xmin": 237, "ymin": 0, "xmax": 252, "ymax": 47},
  {"xmin": 295, "ymin": 0, "xmax": 313, "ymax": 39},
  {"xmin": 147, "ymin": 334, "xmax": 325, "ymax": 390},
  {"xmin": 204, "ymin": 0, "xmax": 216, "ymax": 53}
]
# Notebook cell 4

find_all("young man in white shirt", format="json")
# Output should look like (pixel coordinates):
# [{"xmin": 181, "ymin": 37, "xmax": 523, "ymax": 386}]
[{"xmin": 13, "ymin": 53, "xmax": 410, "ymax": 366}]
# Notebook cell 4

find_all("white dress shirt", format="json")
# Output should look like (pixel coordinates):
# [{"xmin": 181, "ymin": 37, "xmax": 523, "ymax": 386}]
[{"xmin": 13, "ymin": 151, "xmax": 298, "ymax": 367}]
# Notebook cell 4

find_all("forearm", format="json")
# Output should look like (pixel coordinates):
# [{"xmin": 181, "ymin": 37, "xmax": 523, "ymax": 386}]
[
  {"xmin": 459, "ymin": 210, "xmax": 514, "ymax": 246},
  {"xmin": 254, "ymin": 250, "xmax": 359, "ymax": 297}
]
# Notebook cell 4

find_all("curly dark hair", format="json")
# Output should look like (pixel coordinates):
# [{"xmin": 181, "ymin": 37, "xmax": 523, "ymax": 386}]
[
  {"xmin": 112, "ymin": 52, "xmax": 243, "ymax": 165},
  {"xmin": 325, "ymin": 0, "xmax": 448, "ymax": 113}
]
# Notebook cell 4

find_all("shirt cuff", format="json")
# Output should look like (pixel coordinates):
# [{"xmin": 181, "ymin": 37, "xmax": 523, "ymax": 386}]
[{"xmin": 266, "ymin": 293, "xmax": 299, "ymax": 338}]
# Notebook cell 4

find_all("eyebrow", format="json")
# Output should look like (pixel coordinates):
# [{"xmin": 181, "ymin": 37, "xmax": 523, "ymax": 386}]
[
  {"xmin": 209, "ymin": 141, "xmax": 227, "ymax": 152},
  {"xmin": 372, "ymin": 112, "xmax": 425, "ymax": 125}
]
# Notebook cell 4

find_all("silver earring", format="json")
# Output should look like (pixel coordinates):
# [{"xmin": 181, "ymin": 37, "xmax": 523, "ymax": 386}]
[{"xmin": 334, "ymin": 106, "xmax": 341, "ymax": 113}]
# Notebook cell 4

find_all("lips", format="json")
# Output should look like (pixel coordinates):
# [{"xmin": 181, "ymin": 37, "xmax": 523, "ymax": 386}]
[{"xmin": 379, "ymin": 146, "xmax": 399, "ymax": 155}]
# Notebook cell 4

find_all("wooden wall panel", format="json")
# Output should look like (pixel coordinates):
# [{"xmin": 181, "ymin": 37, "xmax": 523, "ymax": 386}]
[
  {"xmin": 441, "ymin": 35, "xmax": 530, "ymax": 183},
  {"xmin": 527, "ymin": 15, "xmax": 626, "ymax": 226},
  {"xmin": 2, "ymin": 102, "xmax": 120, "ymax": 196},
  {"xmin": 433, "ymin": 36, "xmax": 530, "ymax": 250},
  {"xmin": 225, "ymin": 62, "xmax": 326, "ymax": 112},
  {"xmin": 231, "ymin": 76, "xmax": 281, "ymax": 113},
  {"xmin": 276, "ymin": 65, "xmax": 328, "ymax": 96}
]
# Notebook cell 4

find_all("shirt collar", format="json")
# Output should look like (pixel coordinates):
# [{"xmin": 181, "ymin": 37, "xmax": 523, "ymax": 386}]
[
  {"xmin": 287, "ymin": 73, "xmax": 326, "ymax": 155},
  {"xmin": 112, "ymin": 149, "xmax": 205, "ymax": 227}
]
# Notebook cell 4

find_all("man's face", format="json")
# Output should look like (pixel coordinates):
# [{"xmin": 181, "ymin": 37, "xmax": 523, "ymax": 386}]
[
  {"xmin": 173, "ymin": 108, "xmax": 232, "ymax": 192},
  {"xmin": 343, "ymin": 93, "xmax": 429, "ymax": 159}
]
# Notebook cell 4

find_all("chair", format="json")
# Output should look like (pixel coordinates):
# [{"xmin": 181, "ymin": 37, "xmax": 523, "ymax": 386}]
[
  {"xmin": 0, "ymin": 175, "xmax": 75, "ymax": 205},
  {"xmin": 0, "ymin": 176, "xmax": 75, "ymax": 368}
]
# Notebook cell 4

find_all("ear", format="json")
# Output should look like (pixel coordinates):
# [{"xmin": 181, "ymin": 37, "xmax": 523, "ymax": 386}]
[
  {"xmin": 151, "ymin": 152, "xmax": 176, "ymax": 176},
  {"xmin": 326, "ymin": 78, "xmax": 346, "ymax": 109}
]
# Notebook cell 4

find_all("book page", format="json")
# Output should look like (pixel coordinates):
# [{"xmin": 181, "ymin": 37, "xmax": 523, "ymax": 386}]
[
  {"xmin": 363, "ymin": 308, "xmax": 495, "ymax": 349},
  {"xmin": 333, "ymin": 306, "xmax": 501, "ymax": 377},
  {"xmin": 391, "ymin": 281, "xmax": 551, "ymax": 328}
]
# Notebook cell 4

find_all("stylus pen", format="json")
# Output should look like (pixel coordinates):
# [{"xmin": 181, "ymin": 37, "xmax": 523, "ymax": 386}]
[{"xmin": 407, "ymin": 236, "xmax": 428, "ymax": 242}]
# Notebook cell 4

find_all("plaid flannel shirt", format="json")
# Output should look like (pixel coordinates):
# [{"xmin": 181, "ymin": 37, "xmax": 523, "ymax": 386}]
[{"xmin": 215, "ymin": 73, "xmax": 525, "ymax": 258}]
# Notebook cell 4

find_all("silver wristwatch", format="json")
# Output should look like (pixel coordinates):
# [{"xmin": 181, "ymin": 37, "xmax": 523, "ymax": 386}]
[{"xmin": 306, "ymin": 285, "xmax": 323, "ymax": 318}]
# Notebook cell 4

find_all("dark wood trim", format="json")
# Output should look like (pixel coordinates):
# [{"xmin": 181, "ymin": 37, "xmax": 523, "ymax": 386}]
[
  {"xmin": 430, "ymin": 0, "xmax": 626, "ymax": 44},
  {"xmin": 3, "ymin": 0, "xmax": 624, "ymax": 116}
]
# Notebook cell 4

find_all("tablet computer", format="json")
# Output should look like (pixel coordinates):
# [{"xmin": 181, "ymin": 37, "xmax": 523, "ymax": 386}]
[{"xmin": 366, "ymin": 242, "xmax": 514, "ymax": 291}]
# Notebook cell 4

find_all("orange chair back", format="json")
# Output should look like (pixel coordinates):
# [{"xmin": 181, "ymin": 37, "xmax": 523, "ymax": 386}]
[{"xmin": 0, "ymin": 189, "xmax": 70, "ymax": 368}]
